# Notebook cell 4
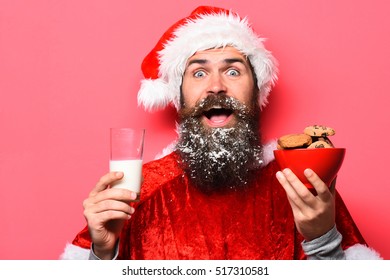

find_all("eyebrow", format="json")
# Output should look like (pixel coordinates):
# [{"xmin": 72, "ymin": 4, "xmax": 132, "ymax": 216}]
[{"xmin": 186, "ymin": 58, "xmax": 247, "ymax": 68}]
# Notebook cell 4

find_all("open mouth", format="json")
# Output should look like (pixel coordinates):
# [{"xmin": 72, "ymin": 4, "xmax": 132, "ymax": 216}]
[{"xmin": 203, "ymin": 107, "xmax": 234, "ymax": 127}]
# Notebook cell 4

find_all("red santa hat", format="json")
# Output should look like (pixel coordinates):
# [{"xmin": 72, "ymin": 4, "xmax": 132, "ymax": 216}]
[{"xmin": 137, "ymin": 6, "xmax": 278, "ymax": 112}]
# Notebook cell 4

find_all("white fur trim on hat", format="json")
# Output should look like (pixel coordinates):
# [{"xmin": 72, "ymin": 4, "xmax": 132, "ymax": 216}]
[{"xmin": 138, "ymin": 79, "xmax": 172, "ymax": 112}]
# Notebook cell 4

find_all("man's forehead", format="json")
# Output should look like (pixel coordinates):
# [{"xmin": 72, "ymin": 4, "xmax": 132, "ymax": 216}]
[{"xmin": 186, "ymin": 46, "xmax": 249, "ymax": 65}]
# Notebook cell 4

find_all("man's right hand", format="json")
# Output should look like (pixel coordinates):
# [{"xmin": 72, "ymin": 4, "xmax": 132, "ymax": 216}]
[{"xmin": 83, "ymin": 172, "xmax": 137, "ymax": 259}]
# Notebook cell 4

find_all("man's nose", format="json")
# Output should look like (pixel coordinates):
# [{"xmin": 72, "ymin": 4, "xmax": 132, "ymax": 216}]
[{"xmin": 206, "ymin": 74, "xmax": 227, "ymax": 95}]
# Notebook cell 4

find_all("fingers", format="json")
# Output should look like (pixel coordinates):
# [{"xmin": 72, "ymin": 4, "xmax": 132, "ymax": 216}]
[
  {"xmin": 276, "ymin": 168, "xmax": 332, "ymax": 198},
  {"xmin": 276, "ymin": 168, "xmax": 336, "ymax": 240},
  {"xmin": 83, "ymin": 185, "xmax": 137, "ymax": 219},
  {"xmin": 303, "ymin": 169, "xmax": 333, "ymax": 199},
  {"xmin": 85, "ymin": 198, "xmax": 135, "ymax": 216},
  {"xmin": 89, "ymin": 172, "xmax": 124, "ymax": 196},
  {"xmin": 84, "ymin": 199, "xmax": 135, "ymax": 226},
  {"xmin": 87, "ymin": 171, "xmax": 138, "ymax": 203},
  {"xmin": 83, "ymin": 172, "xmax": 138, "ymax": 224},
  {"xmin": 276, "ymin": 169, "xmax": 313, "ymax": 207},
  {"xmin": 275, "ymin": 168, "xmax": 334, "ymax": 212},
  {"xmin": 329, "ymin": 176, "xmax": 337, "ymax": 195},
  {"xmin": 83, "ymin": 188, "xmax": 137, "ymax": 233},
  {"xmin": 82, "ymin": 173, "xmax": 140, "ymax": 257},
  {"xmin": 87, "ymin": 187, "xmax": 136, "ymax": 205}
]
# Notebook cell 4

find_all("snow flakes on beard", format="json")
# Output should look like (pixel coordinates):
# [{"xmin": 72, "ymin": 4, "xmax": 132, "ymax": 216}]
[{"xmin": 176, "ymin": 95, "xmax": 264, "ymax": 194}]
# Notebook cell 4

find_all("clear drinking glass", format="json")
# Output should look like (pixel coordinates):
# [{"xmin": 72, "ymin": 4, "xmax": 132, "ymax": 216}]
[{"xmin": 109, "ymin": 128, "xmax": 145, "ymax": 201}]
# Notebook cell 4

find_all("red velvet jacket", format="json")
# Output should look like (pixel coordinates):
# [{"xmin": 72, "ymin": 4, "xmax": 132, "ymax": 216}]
[{"xmin": 72, "ymin": 152, "xmax": 366, "ymax": 259}]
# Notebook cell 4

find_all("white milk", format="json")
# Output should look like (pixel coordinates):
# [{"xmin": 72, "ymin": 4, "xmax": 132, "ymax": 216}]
[{"xmin": 109, "ymin": 159, "xmax": 143, "ymax": 195}]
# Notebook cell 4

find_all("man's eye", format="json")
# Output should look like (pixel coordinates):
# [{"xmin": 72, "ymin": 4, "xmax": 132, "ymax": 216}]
[
  {"xmin": 194, "ymin": 70, "xmax": 206, "ymax": 78},
  {"xmin": 227, "ymin": 69, "xmax": 239, "ymax": 76}
]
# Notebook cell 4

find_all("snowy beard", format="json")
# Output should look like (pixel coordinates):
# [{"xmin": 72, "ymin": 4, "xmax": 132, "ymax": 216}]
[{"xmin": 176, "ymin": 94, "xmax": 264, "ymax": 193}]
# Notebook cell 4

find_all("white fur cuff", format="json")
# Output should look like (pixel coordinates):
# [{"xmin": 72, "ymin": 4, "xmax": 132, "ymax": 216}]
[
  {"xmin": 59, "ymin": 242, "xmax": 382, "ymax": 260},
  {"xmin": 345, "ymin": 244, "xmax": 382, "ymax": 260},
  {"xmin": 60, "ymin": 243, "xmax": 90, "ymax": 260}
]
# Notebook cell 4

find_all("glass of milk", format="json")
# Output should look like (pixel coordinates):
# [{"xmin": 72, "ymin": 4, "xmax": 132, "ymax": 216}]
[{"xmin": 109, "ymin": 128, "xmax": 145, "ymax": 201}]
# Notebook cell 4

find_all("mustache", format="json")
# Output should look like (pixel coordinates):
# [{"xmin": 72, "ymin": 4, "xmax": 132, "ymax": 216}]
[{"xmin": 179, "ymin": 94, "xmax": 251, "ymax": 119}]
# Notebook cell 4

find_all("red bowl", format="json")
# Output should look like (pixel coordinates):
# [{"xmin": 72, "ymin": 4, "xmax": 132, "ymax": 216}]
[{"xmin": 273, "ymin": 148, "xmax": 346, "ymax": 189}]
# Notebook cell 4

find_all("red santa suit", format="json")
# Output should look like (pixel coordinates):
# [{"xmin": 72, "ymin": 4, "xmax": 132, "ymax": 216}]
[
  {"xmin": 61, "ymin": 6, "xmax": 381, "ymax": 260},
  {"xmin": 67, "ymin": 151, "xmax": 376, "ymax": 260}
]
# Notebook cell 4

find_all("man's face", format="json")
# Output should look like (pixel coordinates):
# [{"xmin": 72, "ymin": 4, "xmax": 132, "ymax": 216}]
[
  {"xmin": 176, "ymin": 47, "xmax": 264, "ymax": 193},
  {"xmin": 181, "ymin": 46, "xmax": 256, "ymax": 128}
]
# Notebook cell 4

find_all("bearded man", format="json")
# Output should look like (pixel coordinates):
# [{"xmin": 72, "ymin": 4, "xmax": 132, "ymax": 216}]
[{"xmin": 61, "ymin": 6, "xmax": 381, "ymax": 260}]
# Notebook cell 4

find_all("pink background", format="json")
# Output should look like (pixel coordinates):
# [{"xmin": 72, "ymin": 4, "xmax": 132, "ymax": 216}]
[{"xmin": 1, "ymin": 0, "xmax": 389, "ymax": 259}]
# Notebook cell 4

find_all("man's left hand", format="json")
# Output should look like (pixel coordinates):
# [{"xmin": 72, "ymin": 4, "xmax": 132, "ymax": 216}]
[{"xmin": 276, "ymin": 168, "xmax": 336, "ymax": 241}]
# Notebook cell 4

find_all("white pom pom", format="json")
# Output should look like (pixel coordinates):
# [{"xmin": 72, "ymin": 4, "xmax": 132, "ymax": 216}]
[{"xmin": 137, "ymin": 79, "xmax": 171, "ymax": 112}]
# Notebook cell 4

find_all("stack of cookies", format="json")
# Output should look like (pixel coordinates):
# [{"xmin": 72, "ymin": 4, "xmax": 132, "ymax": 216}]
[{"xmin": 277, "ymin": 125, "xmax": 335, "ymax": 150}]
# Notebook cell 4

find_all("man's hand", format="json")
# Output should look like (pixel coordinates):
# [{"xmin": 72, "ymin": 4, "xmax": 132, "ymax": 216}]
[
  {"xmin": 83, "ymin": 172, "xmax": 137, "ymax": 259},
  {"xmin": 276, "ymin": 168, "xmax": 335, "ymax": 241}
]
